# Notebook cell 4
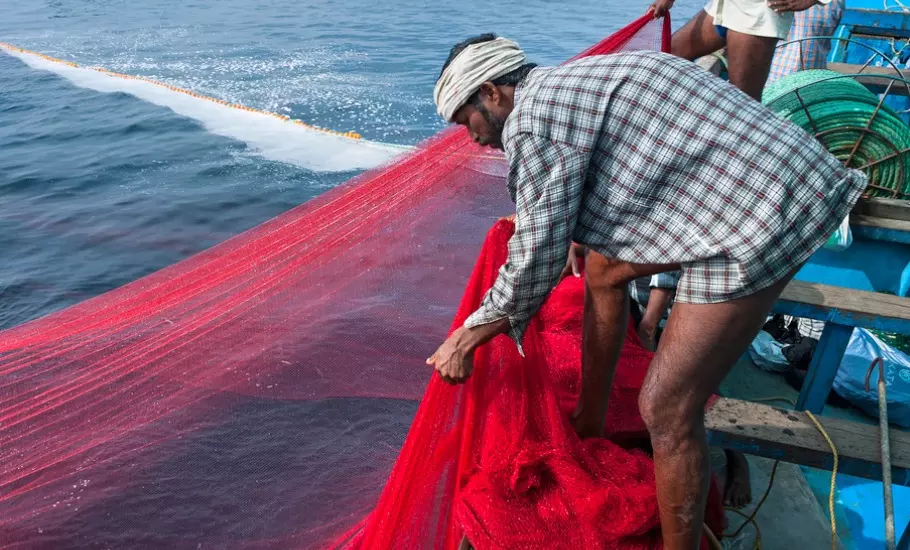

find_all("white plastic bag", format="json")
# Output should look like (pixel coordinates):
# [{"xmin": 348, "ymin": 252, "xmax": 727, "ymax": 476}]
[
  {"xmin": 748, "ymin": 330, "xmax": 791, "ymax": 373},
  {"xmin": 822, "ymin": 214, "xmax": 852, "ymax": 251},
  {"xmin": 833, "ymin": 329, "xmax": 910, "ymax": 428}
]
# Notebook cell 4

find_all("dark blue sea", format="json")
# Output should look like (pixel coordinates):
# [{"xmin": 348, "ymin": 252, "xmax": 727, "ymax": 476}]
[{"xmin": 0, "ymin": 0, "xmax": 702, "ymax": 330}]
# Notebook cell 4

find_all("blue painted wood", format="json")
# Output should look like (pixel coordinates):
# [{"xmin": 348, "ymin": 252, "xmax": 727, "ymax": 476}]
[
  {"xmin": 841, "ymin": 34, "xmax": 910, "ymax": 68},
  {"xmin": 841, "ymin": 8, "xmax": 910, "ymax": 37},
  {"xmin": 802, "ymin": 470, "xmax": 910, "ymax": 547},
  {"xmin": 799, "ymin": 238, "xmax": 910, "ymax": 296},
  {"xmin": 827, "ymin": 7, "xmax": 910, "ymax": 119},
  {"xmin": 830, "ymin": 24, "xmax": 852, "ymax": 63},
  {"xmin": 853, "ymin": 224, "xmax": 910, "ymax": 245},
  {"xmin": 794, "ymin": 5, "xmax": 910, "ymax": 542},
  {"xmin": 707, "ymin": 431, "xmax": 910, "ymax": 486},
  {"xmin": 797, "ymin": 323, "xmax": 855, "ymax": 412}
]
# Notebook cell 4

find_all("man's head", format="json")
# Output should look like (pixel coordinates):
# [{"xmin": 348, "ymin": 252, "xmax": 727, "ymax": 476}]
[{"xmin": 434, "ymin": 34, "xmax": 536, "ymax": 149}]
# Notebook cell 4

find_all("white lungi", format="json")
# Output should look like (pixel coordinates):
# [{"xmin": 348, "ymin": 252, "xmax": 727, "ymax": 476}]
[{"xmin": 705, "ymin": 0, "xmax": 795, "ymax": 39}]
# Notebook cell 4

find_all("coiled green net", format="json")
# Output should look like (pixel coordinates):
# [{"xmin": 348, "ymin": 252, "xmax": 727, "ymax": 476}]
[{"xmin": 763, "ymin": 69, "xmax": 910, "ymax": 198}]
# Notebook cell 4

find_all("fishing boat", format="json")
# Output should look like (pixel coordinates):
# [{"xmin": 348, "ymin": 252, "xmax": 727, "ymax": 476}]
[{"xmin": 702, "ymin": 1, "xmax": 910, "ymax": 546}]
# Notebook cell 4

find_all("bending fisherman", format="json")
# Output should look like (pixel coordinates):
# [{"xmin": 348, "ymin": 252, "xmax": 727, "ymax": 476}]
[{"xmin": 426, "ymin": 35, "xmax": 866, "ymax": 549}]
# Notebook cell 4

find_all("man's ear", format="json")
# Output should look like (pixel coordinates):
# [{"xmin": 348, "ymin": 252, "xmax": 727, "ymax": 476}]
[{"xmin": 477, "ymin": 81, "xmax": 501, "ymax": 105}]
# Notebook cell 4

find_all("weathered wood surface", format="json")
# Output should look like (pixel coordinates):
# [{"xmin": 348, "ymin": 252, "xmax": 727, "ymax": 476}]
[
  {"xmin": 853, "ymin": 198, "xmax": 910, "ymax": 222},
  {"xmin": 852, "ymin": 214, "xmax": 910, "ymax": 234},
  {"xmin": 827, "ymin": 62, "xmax": 910, "ymax": 95},
  {"xmin": 706, "ymin": 397, "xmax": 910, "ymax": 485},
  {"xmin": 775, "ymin": 280, "xmax": 910, "ymax": 333}
]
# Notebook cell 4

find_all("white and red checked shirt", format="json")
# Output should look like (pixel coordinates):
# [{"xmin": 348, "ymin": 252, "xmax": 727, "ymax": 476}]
[
  {"xmin": 464, "ymin": 51, "xmax": 866, "ymax": 350},
  {"xmin": 767, "ymin": 0, "xmax": 845, "ymax": 84}
]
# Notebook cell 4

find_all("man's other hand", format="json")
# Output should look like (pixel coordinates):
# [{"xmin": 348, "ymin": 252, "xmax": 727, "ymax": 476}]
[
  {"xmin": 560, "ymin": 242, "xmax": 586, "ymax": 279},
  {"xmin": 767, "ymin": 0, "xmax": 817, "ymax": 12}
]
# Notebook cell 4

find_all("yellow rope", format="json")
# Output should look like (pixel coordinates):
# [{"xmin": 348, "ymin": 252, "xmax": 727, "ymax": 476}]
[
  {"xmin": 721, "ymin": 397, "xmax": 839, "ymax": 550},
  {"xmin": 720, "ymin": 397, "xmax": 791, "ymax": 548},
  {"xmin": 806, "ymin": 410, "xmax": 840, "ymax": 550},
  {"xmin": 0, "ymin": 41, "xmax": 366, "ymax": 141},
  {"xmin": 726, "ymin": 508, "xmax": 763, "ymax": 550}
]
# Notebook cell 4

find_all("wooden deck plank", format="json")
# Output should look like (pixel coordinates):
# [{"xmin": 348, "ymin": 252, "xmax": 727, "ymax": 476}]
[
  {"xmin": 851, "ymin": 214, "xmax": 910, "ymax": 245},
  {"xmin": 852, "ymin": 198, "xmax": 910, "ymax": 222},
  {"xmin": 775, "ymin": 280, "xmax": 910, "ymax": 333},
  {"xmin": 706, "ymin": 398, "xmax": 910, "ymax": 485},
  {"xmin": 827, "ymin": 62, "xmax": 910, "ymax": 95},
  {"xmin": 852, "ymin": 214, "xmax": 910, "ymax": 233}
]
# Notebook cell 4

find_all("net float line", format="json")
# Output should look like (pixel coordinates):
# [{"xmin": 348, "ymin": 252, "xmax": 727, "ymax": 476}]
[{"xmin": 0, "ymin": 41, "xmax": 372, "ymax": 142}]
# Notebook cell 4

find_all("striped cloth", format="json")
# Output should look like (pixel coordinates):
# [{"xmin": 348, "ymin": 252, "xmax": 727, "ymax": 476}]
[
  {"xmin": 629, "ymin": 1, "xmax": 845, "ymax": 317},
  {"xmin": 767, "ymin": 0, "xmax": 846, "ymax": 84},
  {"xmin": 462, "ymin": 51, "xmax": 867, "ymax": 349}
]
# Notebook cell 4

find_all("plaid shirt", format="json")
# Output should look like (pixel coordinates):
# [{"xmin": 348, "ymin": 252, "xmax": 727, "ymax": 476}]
[
  {"xmin": 464, "ymin": 51, "xmax": 866, "ymax": 350},
  {"xmin": 767, "ymin": 0, "xmax": 845, "ymax": 84}
]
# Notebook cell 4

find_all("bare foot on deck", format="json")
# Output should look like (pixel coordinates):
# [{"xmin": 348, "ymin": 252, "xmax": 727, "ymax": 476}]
[{"xmin": 723, "ymin": 449, "xmax": 752, "ymax": 508}]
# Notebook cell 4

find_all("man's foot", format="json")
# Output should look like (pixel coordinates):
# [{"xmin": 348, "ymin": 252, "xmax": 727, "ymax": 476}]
[{"xmin": 723, "ymin": 449, "xmax": 752, "ymax": 508}]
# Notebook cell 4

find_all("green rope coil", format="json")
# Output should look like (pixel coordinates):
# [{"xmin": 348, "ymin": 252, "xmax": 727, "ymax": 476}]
[{"xmin": 762, "ymin": 69, "xmax": 910, "ymax": 198}]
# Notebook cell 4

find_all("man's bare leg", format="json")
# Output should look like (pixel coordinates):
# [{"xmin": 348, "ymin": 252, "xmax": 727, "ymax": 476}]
[
  {"xmin": 639, "ymin": 271, "xmax": 798, "ymax": 549},
  {"xmin": 572, "ymin": 252, "xmax": 631, "ymax": 437},
  {"xmin": 671, "ymin": 10, "xmax": 726, "ymax": 61},
  {"xmin": 637, "ymin": 287, "xmax": 673, "ymax": 352},
  {"xmin": 725, "ymin": 30, "xmax": 779, "ymax": 101},
  {"xmin": 671, "ymin": 11, "xmax": 780, "ymax": 102},
  {"xmin": 723, "ymin": 448, "xmax": 752, "ymax": 507}
]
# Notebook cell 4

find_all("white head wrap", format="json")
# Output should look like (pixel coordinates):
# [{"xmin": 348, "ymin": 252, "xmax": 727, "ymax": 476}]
[{"xmin": 433, "ymin": 37, "xmax": 526, "ymax": 122}]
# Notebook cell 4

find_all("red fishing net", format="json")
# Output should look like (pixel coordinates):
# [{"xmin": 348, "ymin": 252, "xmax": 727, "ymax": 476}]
[
  {"xmin": 0, "ymin": 13, "xmax": 722, "ymax": 550},
  {"xmin": 337, "ymin": 219, "xmax": 725, "ymax": 550}
]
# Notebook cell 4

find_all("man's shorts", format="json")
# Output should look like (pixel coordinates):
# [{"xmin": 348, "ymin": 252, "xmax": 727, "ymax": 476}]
[{"xmin": 705, "ymin": 0, "xmax": 795, "ymax": 39}]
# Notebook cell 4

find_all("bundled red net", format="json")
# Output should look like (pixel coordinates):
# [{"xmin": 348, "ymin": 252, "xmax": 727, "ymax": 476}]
[
  {"xmin": 0, "ymin": 13, "xmax": 722, "ymax": 550},
  {"xmin": 339, "ymin": 219, "xmax": 725, "ymax": 550}
]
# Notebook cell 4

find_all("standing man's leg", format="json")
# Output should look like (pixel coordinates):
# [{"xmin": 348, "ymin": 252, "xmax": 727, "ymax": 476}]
[
  {"xmin": 639, "ymin": 270, "xmax": 798, "ymax": 549},
  {"xmin": 572, "ymin": 251, "xmax": 681, "ymax": 438},
  {"xmin": 723, "ymin": 448, "xmax": 752, "ymax": 507},
  {"xmin": 725, "ymin": 30, "xmax": 780, "ymax": 100},
  {"xmin": 636, "ymin": 287, "xmax": 673, "ymax": 352},
  {"xmin": 671, "ymin": 10, "xmax": 726, "ymax": 61},
  {"xmin": 670, "ymin": 7, "xmax": 784, "ymax": 102}
]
